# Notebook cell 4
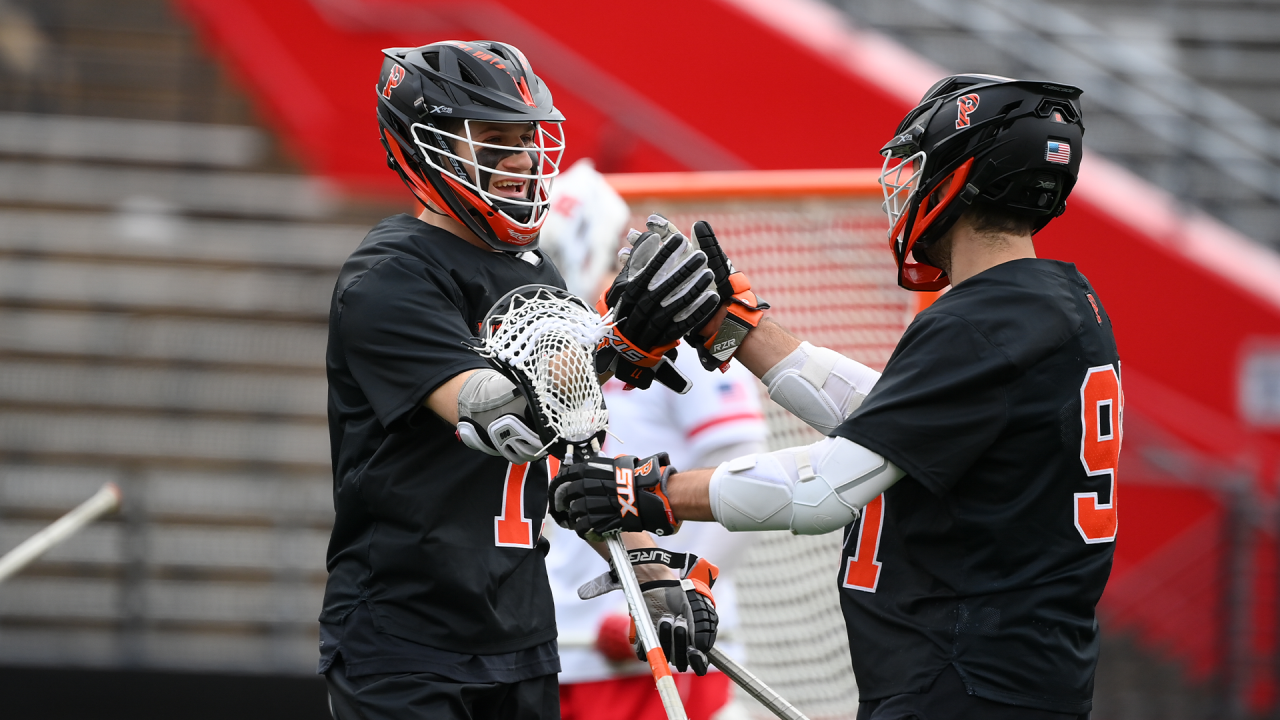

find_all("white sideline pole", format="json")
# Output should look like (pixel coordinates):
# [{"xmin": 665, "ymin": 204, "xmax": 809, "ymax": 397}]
[
  {"xmin": 0, "ymin": 482, "xmax": 122, "ymax": 584},
  {"xmin": 709, "ymin": 647, "xmax": 812, "ymax": 720}
]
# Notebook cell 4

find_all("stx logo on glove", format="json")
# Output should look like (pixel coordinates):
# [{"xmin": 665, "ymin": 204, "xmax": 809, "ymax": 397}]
[
  {"xmin": 598, "ymin": 333, "xmax": 651, "ymax": 364},
  {"xmin": 616, "ymin": 467, "xmax": 639, "ymax": 517}
]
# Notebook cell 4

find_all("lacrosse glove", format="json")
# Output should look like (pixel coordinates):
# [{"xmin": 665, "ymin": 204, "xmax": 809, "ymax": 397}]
[
  {"xmin": 578, "ymin": 548, "xmax": 720, "ymax": 675},
  {"xmin": 549, "ymin": 452, "xmax": 680, "ymax": 539},
  {"xmin": 684, "ymin": 220, "xmax": 770, "ymax": 372},
  {"xmin": 595, "ymin": 215, "xmax": 719, "ymax": 393}
]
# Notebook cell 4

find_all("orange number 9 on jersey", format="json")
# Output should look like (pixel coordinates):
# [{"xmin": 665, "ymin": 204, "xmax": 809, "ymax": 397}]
[{"xmin": 1075, "ymin": 365, "xmax": 1122, "ymax": 544}]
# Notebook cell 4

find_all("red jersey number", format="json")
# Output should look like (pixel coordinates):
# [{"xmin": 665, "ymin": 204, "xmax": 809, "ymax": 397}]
[
  {"xmin": 1075, "ymin": 365, "xmax": 1122, "ymax": 544},
  {"xmin": 843, "ymin": 494, "xmax": 885, "ymax": 593},
  {"xmin": 494, "ymin": 456, "xmax": 559, "ymax": 548}
]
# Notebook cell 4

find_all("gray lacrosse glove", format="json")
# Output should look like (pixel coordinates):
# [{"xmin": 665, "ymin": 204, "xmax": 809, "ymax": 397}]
[
  {"xmin": 456, "ymin": 369, "xmax": 545, "ymax": 464},
  {"xmin": 578, "ymin": 548, "xmax": 720, "ymax": 675},
  {"xmin": 595, "ymin": 215, "xmax": 719, "ymax": 393}
]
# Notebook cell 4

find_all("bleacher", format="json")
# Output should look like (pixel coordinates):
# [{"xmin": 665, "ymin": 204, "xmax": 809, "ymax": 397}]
[{"xmin": 0, "ymin": 0, "xmax": 387, "ymax": 675}]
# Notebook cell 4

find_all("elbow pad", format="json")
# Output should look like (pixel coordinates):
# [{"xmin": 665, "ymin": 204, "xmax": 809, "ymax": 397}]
[
  {"xmin": 760, "ymin": 342, "xmax": 881, "ymax": 435},
  {"xmin": 456, "ymin": 369, "xmax": 544, "ymax": 464},
  {"xmin": 708, "ymin": 436, "xmax": 903, "ymax": 535}
]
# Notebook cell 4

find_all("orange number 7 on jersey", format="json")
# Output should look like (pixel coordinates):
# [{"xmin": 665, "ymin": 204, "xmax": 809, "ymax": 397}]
[
  {"xmin": 1076, "ymin": 365, "xmax": 1122, "ymax": 544},
  {"xmin": 494, "ymin": 456, "xmax": 560, "ymax": 548},
  {"xmin": 842, "ymin": 494, "xmax": 885, "ymax": 593}
]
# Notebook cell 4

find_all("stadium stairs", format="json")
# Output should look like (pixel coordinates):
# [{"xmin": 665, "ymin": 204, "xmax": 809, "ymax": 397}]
[{"xmin": 0, "ymin": 1, "xmax": 397, "ymax": 715}]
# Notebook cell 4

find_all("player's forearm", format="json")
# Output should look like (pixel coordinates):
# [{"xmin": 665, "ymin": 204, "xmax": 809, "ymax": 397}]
[
  {"xmin": 667, "ymin": 468, "xmax": 716, "ymax": 522},
  {"xmin": 728, "ymin": 317, "xmax": 802, "ymax": 379},
  {"xmin": 586, "ymin": 532, "xmax": 677, "ymax": 581}
]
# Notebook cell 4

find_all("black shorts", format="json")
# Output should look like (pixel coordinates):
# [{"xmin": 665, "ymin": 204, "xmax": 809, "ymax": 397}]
[
  {"xmin": 326, "ymin": 657, "xmax": 561, "ymax": 720},
  {"xmin": 856, "ymin": 665, "xmax": 1089, "ymax": 720}
]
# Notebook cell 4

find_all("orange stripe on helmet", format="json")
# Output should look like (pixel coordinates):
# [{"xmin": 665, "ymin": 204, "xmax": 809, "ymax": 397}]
[
  {"xmin": 893, "ymin": 157, "xmax": 975, "ymax": 292},
  {"xmin": 516, "ymin": 77, "xmax": 537, "ymax": 107},
  {"xmin": 383, "ymin": 129, "xmax": 450, "ymax": 216}
]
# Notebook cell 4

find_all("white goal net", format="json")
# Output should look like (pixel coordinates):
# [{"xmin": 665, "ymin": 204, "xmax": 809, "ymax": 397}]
[{"xmin": 621, "ymin": 184, "xmax": 913, "ymax": 720}]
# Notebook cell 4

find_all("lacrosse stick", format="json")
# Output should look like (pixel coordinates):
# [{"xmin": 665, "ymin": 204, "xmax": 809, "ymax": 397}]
[
  {"xmin": 708, "ymin": 648, "xmax": 810, "ymax": 720},
  {"xmin": 473, "ymin": 284, "xmax": 808, "ymax": 720},
  {"xmin": 473, "ymin": 284, "xmax": 686, "ymax": 720},
  {"xmin": 564, "ymin": 443, "xmax": 688, "ymax": 720},
  {"xmin": 0, "ymin": 482, "xmax": 121, "ymax": 584}
]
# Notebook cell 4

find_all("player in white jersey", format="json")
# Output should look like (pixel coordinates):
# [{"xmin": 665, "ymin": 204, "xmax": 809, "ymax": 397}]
[{"xmin": 540, "ymin": 163, "xmax": 767, "ymax": 720}]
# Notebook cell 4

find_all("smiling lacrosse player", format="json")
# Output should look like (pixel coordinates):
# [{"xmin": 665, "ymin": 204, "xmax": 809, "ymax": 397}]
[
  {"xmin": 320, "ymin": 41, "xmax": 720, "ymax": 720},
  {"xmin": 556, "ymin": 75, "xmax": 1120, "ymax": 719}
]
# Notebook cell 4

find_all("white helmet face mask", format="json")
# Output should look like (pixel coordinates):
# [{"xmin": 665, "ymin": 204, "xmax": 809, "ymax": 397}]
[
  {"xmin": 411, "ymin": 119, "xmax": 565, "ymax": 229},
  {"xmin": 880, "ymin": 149, "xmax": 926, "ymax": 248}
]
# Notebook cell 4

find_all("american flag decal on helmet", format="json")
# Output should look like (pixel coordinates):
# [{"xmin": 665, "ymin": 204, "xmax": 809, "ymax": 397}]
[{"xmin": 1046, "ymin": 141, "xmax": 1071, "ymax": 165}]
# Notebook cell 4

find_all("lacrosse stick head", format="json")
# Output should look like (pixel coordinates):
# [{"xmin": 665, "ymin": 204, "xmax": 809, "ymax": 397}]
[{"xmin": 474, "ymin": 284, "xmax": 611, "ymax": 460}]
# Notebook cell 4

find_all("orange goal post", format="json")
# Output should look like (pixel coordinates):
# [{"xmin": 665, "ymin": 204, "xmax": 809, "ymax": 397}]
[{"xmin": 604, "ymin": 169, "xmax": 914, "ymax": 720}]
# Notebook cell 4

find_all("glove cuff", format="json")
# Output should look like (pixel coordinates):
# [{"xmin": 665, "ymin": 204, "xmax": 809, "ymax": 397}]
[
  {"xmin": 683, "ymin": 577, "xmax": 716, "ymax": 606},
  {"xmin": 692, "ymin": 273, "xmax": 770, "ymax": 372},
  {"xmin": 635, "ymin": 455, "xmax": 681, "ymax": 536},
  {"xmin": 598, "ymin": 326, "xmax": 680, "ymax": 370}
]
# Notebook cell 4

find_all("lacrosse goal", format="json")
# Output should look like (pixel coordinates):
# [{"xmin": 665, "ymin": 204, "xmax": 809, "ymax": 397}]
[{"xmin": 607, "ymin": 169, "xmax": 922, "ymax": 720}]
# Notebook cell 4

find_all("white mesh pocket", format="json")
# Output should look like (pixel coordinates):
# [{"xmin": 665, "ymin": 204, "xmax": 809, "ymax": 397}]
[{"xmin": 477, "ymin": 286, "xmax": 610, "ymax": 444}]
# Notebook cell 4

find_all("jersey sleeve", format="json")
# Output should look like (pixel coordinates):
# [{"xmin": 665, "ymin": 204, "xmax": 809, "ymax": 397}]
[
  {"xmin": 337, "ymin": 257, "xmax": 489, "ymax": 428},
  {"xmin": 831, "ymin": 311, "xmax": 1012, "ymax": 495}
]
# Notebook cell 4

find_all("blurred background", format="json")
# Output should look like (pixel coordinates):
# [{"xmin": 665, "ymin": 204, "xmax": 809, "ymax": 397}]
[{"xmin": 0, "ymin": 0, "xmax": 1277, "ymax": 718}]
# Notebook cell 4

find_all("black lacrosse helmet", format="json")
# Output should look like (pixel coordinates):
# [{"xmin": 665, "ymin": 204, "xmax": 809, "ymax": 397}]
[
  {"xmin": 376, "ymin": 41, "xmax": 566, "ymax": 253},
  {"xmin": 879, "ymin": 74, "xmax": 1084, "ymax": 291}
]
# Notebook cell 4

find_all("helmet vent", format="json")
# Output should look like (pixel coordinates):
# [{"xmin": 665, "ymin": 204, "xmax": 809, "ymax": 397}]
[
  {"xmin": 423, "ymin": 52, "xmax": 441, "ymax": 72},
  {"xmin": 457, "ymin": 63, "xmax": 483, "ymax": 88},
  {"xmin": 1035, "ymin": 99, "xmax": 1078, "ymax": 123},
  {"xmin": 996, "ymin": 101, "xmax": 1023, "ymax": 118}
]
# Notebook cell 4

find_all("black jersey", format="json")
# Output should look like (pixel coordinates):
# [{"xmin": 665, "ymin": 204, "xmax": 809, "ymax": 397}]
[
  {"xmin": 323, "ymin": 214, "xmax": 566, "ymax": 655},
  {"xmin": 832, "ymin": 259, "xmax": 1120, "ymax": 714}
]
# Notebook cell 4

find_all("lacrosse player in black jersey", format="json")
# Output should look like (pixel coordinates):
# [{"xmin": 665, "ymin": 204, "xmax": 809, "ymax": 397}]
[
  {"xmin": 557, "ymin": 75, "xmax": 1120, "ymax": 719},
  {"xmin": 322, "ymin": 41, "xmax": 721, "ymax": 720}
]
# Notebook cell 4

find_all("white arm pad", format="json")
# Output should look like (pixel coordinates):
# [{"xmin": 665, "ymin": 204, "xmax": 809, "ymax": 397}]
[
  {"xmin": 457, "ymin": 368, "xmax": 526, "ymax": 424},
  {"xmin": 456, "ymin": 369, "xmax": 544, "ymax": 464},
  {"xmin": 760, "ymin": 342, "xmax": 881, "ymax": 434},
  {"xmin": 708, "ymin": 436, "xmax": 904, "ymax": 535}
]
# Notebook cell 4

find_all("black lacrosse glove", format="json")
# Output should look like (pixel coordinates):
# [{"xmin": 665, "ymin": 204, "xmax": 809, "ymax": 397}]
[
  {"xmin": 595, "ymin": 216, "xmax": 719, "ymax": 393},
  {"xmin": 549, "ymin": 452, "xmax": 680, "ymax": 539},
  {"xmin": 577, "ymin": 548, "xmax": 720, "ymax": 675},
  {"xmin": 684, "ymin": 220, "xmax": 770, "ymax": 372}
]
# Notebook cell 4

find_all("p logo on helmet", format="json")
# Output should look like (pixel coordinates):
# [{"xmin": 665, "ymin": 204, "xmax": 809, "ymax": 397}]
[
  {"xmin": 955, "ymin": 93, "xmax": 980, "ymax": 129},
  {"xmin": 381, "ymin": 65, "xmax": 405, "ymax": 99}
]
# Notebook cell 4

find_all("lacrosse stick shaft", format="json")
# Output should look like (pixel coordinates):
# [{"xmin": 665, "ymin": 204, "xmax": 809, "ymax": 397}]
[
  {"xmin": 0, "ymin": 482, "xmax": 121, "ymax": 584},
  {"xmin": 708, "ymin": 647, "xmax": 811, "ymax": 720},
  {"xmin": 605, "ymin": 532, "xmax": 688, "ymax": 720}
]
